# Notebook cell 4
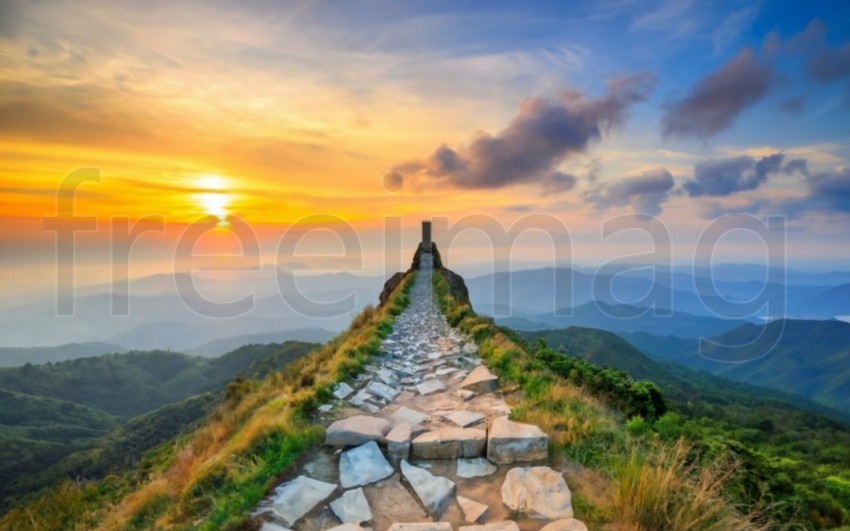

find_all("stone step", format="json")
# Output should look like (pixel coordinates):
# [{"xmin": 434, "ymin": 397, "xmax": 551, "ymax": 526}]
[
  {"xmin": 326, "ymin": 415, "xmax": 392, "ymax": 447},
  {"xmin": 457, "ymin": 495, "xmax": 489, "ymax": 523},
  {"xmin": 268, "ymin": 475, "xmax": 337, "ymax": 526},
  {"xmin": 486, "ymin": 416, "xmax": 548, "ymax": 464},
  {"xmin": 411, "ymin": 428, "xmax": 487, "ymax": 459}
]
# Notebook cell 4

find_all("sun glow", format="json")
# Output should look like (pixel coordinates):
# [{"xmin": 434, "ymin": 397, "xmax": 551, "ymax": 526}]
[{"xmin": 195, "ymin": 175, "xmax": 231, "ymax": 224}]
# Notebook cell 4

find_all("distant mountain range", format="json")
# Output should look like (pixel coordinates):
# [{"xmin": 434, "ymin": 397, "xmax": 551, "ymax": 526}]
[
  {"xmin": 0, "ymin": 342, "xmax": 128, "ymax": 367},
  {"xmin": 491, "ymin": 300, "xmax": 749, "ymax": 338},
  {"xmin": 620, "ymin": 319, "xmax": 850, "ymax": 411},
  {"xmin": 466, "ymin": 266, "xmax": 850, "ymax": 320},
  {"xmin": 0, "ymin": 267, "xmax": 384, "ymax": 349}
]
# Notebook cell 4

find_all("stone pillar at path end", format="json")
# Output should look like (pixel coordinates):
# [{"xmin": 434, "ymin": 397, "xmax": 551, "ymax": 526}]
[{"xmin": 421, "ymin": 221, "xmax": 432, "ymax": 253}]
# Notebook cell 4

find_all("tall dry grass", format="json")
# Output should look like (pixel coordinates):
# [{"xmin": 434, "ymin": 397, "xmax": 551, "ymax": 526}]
[{"xmin": 613, "ymin": 438, "xmax": 765, "ymax": 531}]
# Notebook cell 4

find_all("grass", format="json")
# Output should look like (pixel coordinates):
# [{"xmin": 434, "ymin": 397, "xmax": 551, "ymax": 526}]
[{"xmin": 0, "ymin": 272, "xmax": 416, "ymax": 530}]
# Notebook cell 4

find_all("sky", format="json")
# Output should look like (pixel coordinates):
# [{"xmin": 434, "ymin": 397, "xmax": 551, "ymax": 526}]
[{"xmin": 1, "ymin": 0, "xmax": 850, "ymax": 296}]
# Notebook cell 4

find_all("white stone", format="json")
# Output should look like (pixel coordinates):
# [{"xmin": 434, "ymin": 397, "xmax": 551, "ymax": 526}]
[
  {"xmin": 459, "ymin": 523, "xmax": 520, "ymax": 531},
  {"xmin": 456, "ymin": 457, "xmax": 497, "ymax": 478},
  {"xmin": 501, "ymin": 466, "xmax": 573, "ymax": 520},
  {"xmin": 388, "ymin": 524, "xmax": 452, "ymax": 531},
  {"xmin": 416, "ymin": 379, "xmax": 446, "ymax": 396},
  {"xmin": 339, "ymin": 441, "xmax": 394, "ymax": 488},
  {"xmin": 333, "ymin": 382, "xmax": 354, "ymax": 400},
  {"xmin": 270, "ymin": 475, "xmax": 337, "ymax": 526},
  {"xmin": 367, "ymin": 380, "xmax": 399, "ymax": 401},
  {"xmin": 400, "ymin": 460, "xmax": 456, "ymax": 518},
  {"xmin": 391, "ymin": 406, "xmax": 430, "ymax": 425},
  {"xmin": 326, "ymin": 415, "xmax": 391, "ymax": 446},
  {"xmin": 459, "ymin": 365, "xmax": 499, "ymax": 394},
  {"xmin": 330, "ymin": 487, "xmax": 373, "ymax": 524},
  {"xmin": 540, "ymin": 518, "xmax": 589, "ymax": 531},
  {"xmin": 318, "ymin": 404, "xmax": 333, "ymax": 413},
  {"xmin": 457, "ymin": 495, "xmax": 489, "ymax": 523},
  {"xmin": 442, "ymin": 411, "xmax": 485, "ymax": 428},
  {"xmin": 487, "ymin": 416, "xmax": 548, "ymax": 464},
  {"xmin": 411, "ymin": 428, "xmax": 487, "ymax": 459}
]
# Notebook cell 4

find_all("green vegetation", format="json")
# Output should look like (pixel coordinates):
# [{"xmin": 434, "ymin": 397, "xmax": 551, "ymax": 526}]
[
  {"xmin": 522, "ymin": 326, "xmax": 850, "ymax": 528},
  {"xmin": 433, "ymin": 271, "xmax": 763, "ymax": 530},
  {"xmin": 0, "ymin": 271, "xmax": 416, "ymax": 530},
  {"xmin": 0, "ymin": 341, "xmax": 317, "ymax": 513}
]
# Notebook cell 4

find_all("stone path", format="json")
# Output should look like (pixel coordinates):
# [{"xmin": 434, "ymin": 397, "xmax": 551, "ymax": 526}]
[{"xmin": 252, "ymin": 253, "xmax": 587, "ymax": 531}]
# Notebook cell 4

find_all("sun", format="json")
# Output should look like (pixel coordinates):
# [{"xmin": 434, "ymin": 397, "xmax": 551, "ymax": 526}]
[{"xmin": 195, "ymin": 174, "xmax": 231, "ymax": 224}]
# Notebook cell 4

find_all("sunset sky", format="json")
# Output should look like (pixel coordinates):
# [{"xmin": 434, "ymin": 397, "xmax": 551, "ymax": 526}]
[{"xmin": 1, "ymin": 0, "xmax": 849, "ymax": 297}]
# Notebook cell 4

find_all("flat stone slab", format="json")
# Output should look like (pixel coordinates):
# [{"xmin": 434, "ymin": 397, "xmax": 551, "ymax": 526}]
[
  {"xmin": 459, "ymin": 523, "xmax": 520, "ymax": 531},
  {"xmin": 333, "ymin": 382, "xmax": 354, "ymax": 400},
  {"xmin": 326, "ymin": 415, "xmax": 391, "ymax": 446},
  {"xmin": 457, "ymin": 495, "xmax": 489, "ymax": 523},
  {"xmin": 459, "ymin": 365, "xmax": 499, "ymax": 394},
  {"xmin": 456, "ymin": 457, "xmax": 497, "ymax": 478},
  {"xmin": 442, "ymin": 411, "xmax": 485, "ymax": 428},
  {"xmin": 411, "ymin": 428, "xmax": 487, "ymax": 459},
  {"xmin": 364, "ymin": 477, "xmax": 429, "ymax": 526},
  {"xmin": 400, "ymin": 460, "xmax": 456, "ymax": 518},
  {"xmin": 487, "ymin": 416, "xmax": 548, "ymax": 464},
  {"xmin": 392, "ymin": 406, "xmax": 430, "ymax": 425},
  {"xmin": 270, "ymin": 475, "xmax": 337, "ymax": 526},
  {"xmin": 417, "ymin": 379, "xmax": 447, "ymax": 396},
  {"xmin": 501, "ymin": 466, "xmax": 573, "ymax": 520},
  {"xmin": 367, "ymin": 380, "xmax": 400, "ymax": 401},
  {"xmin": 330, "ymin": 487, "xmax": 373, "ymax": 524},
  {"xmin": 540, "ymin": 519, "xmax": 589, "ymax": 531},
  {"xmin": 340, "ymin": 441, "xmax": 394, "ymax": 488},
  {"xmin": 388, "ymin": 524, "xmax": 452, "ymax": 531}
]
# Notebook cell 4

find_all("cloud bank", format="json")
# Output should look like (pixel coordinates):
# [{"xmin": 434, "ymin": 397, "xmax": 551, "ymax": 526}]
[
  {"xmin": 393, "ymin": 72, "xmax": 656, "ymax": 194},
  {"xmin": 683, "ymin": 153, "xmax": 802, "ymax": 197},
  {"xmin": 585, "ymin": 168, "xmax": 675, "ymax": 215},
  {"xmin": 662, "ymin": 49, "xmax": 773, "ymax": 138}
]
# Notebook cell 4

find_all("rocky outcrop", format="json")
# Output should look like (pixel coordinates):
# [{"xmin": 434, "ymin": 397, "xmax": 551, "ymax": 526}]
[{"xmin": 379, "ymin": 271, "xmax": 407, "ymax": 306}]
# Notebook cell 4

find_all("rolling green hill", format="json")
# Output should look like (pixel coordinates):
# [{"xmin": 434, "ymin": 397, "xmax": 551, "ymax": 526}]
[
  {"xmin": 519, "ymin": 326, "xmax": 850, "ymax": 526},
  {"xmin": 0, "ymin": 341, "xmax": 318, "ymax": 511}
]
